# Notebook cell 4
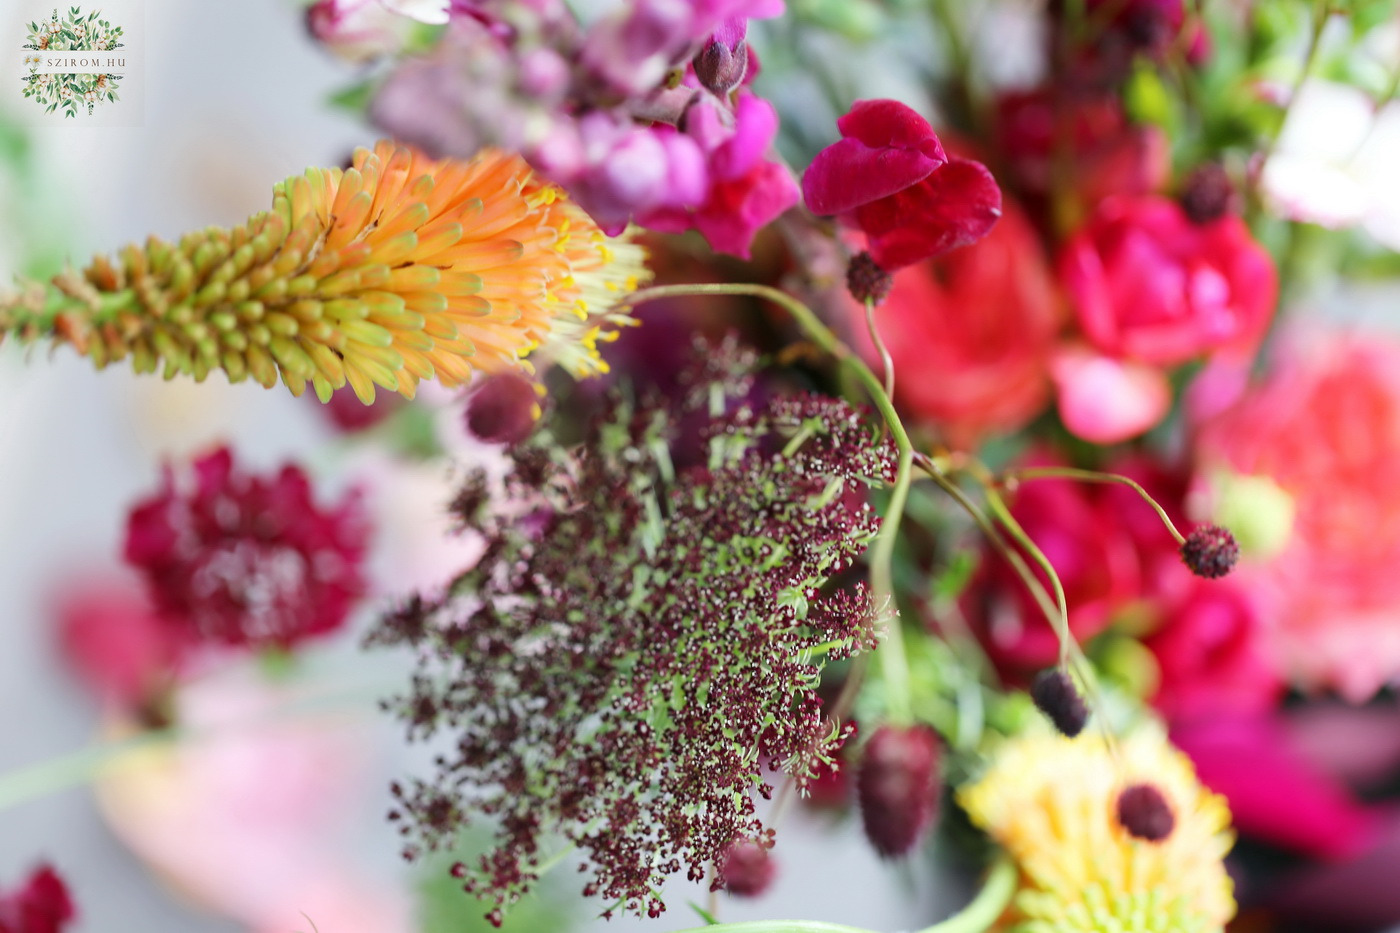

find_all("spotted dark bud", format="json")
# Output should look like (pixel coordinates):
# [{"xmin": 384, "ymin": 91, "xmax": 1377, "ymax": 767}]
[
  {"xmin": 1180, "ymin": 524, "xmax": 1240, "ymax": 579},
  {"xmin": 1179, "ymin": 162, "xmax": 1236, "ymax": 225},
  {"xmin": 718, "ymin": 838, "xmax": 776, "ymax": 897},
  {"xmin": 465, "ymin": 372, "xmax": 541, "ymax": 445},
  {"xmin": 846, "ymin": 251, "xmax": 894, "ymax": 307},
  {"xmin": 1030, "ymin": 668, "xmax": 1089, "ymax": 737},
  {"xmin": 1116, "ymin": 782, "xmax": 1175, "ymax": 841},
  {"xmin": 693, "ymin": 23, "xmax": 749, "ymax": 97},
  {"xmin": 857, "ymin": 724, "xmax": 941, "ymax": 858}
]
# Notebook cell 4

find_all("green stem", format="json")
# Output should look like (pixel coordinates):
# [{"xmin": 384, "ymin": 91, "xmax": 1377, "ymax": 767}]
[
  {"xmin": 0, "ymin": 728, "xmax": 178, "ymax": 812},
  {"xmin": 670, "ymin": 856, "xmax": 1016, "ymax": 933},
  {"xmin": 626, "ymin": 283, "xmax": 915, "ymax": 725},
  {"xmin": 1248, "ymin": 0, "xmax": 1331, "ymax": 207},
  {"xmin": 1001, "ymin": 466, "xmax": 1186, "ymax": 545}
]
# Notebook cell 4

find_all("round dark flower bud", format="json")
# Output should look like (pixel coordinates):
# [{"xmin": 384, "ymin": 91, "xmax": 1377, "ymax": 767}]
[
  {"xmin": 693, "ymin": 36, "xmax": 749, "ymax": 97},
  {"xmin": 846, "ymin": 251, "xmax": 894, "ymax": 306},
  {"xmin": 1180, "ymin": 524, "xmax": 1240, "ymax": 579},
  {"xmin": 1030, "ymin": 668, "xmax": 1089, "ymax": 738},
  {"xmin": 1179, "ymin": 162, "xmax": 1237, "ymax": 225},
  {"xmin": 857, "ymin": 724, "xmax": 941, "ymax": 858},
  {"xmin": 1123, "ymin": 5, "xmax": 1172, "ymax": 50},
  {"xmin": 719, "ymin": 838, "xmax": 776, "ymax": 897},
  {"xmin": 1116, "ymin": 782, "xmax": 1176, "ymax": 841},
  {"xmin": 465, "ymin": 372, "xmax": 540, "ymax": 445}
]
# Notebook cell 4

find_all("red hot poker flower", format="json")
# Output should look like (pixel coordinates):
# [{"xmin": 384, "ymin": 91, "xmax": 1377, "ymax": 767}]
[
  {"xmin": 802, "ymin": 99, "xmax": 1002, "ymax": 271},
  {"xmin": 124, "ymin": 447, "xmax": 370, "ymax": 650}
]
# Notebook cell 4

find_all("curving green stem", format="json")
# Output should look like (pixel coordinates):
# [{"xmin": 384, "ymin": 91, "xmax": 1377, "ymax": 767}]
[
  {"xmin": 670, "ymin": 856, "xmax": 1016, "ymax": 933},
  {"xmin": 1000, "ymin": 466, "xmax": 1186, "ymax": 545},
  {"xmin": 626, "ymin": 283, "xmax": 914, "ymax": 725}
]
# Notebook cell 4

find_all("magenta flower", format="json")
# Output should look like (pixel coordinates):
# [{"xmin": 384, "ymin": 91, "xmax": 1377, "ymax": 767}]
[
  {"xmin": 305, "ymin": 0, "xmax": 414, "ymax": 63},
  {"xmin": 802, "ymin": 99, "xmax": 1002, "ymax": 270},
  {"xmin": 0, "ymin": 865, "xmax": 76, "ymax": 933},
  {"xmin": 641, "ymin": 93, "xmax": 799, "ymax": 257},
  {"xmin": 124, "ymin": 447, "xmax": 371, "ymax": 650}
]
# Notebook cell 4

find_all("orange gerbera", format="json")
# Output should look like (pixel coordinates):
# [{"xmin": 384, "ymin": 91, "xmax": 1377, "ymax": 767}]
[{"xmin": 0, "ymin": 141, "xmax": 649, "ymax": 402}]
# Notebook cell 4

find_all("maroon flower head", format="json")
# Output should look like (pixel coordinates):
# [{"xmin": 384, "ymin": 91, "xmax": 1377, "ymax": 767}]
[
  {"xmin": 846, "ymin": 251, "xmax": 894, "ymax": 306},
  {"xmin": 465, "ymin": 372, "xmax": 541, "ymax": 445},
  {"xmin": 1180, "ymin": 524, "xmax": 1239, "ymax": 579},
  {"xmin": 802, "ymin": 99, "xmax": 1002, "ymax": 270},
  {"xmin": 123, "ymin": 447, "xmax": 371, "ymax": 650},
  {"xmin": 1116, "ymin": 782, "xmax": 1176, "ymax": 841},
  {"xmin": 718, "ymin": 838, "xmax": 776, "ymax": 897},
  {"xmin": 857, "ymin": 724, "xmax": 942, "ymax": 858},
  {"xmin": 1179, "ymin": 162, "xmax": 1237, "ymax": 225},
  {"xmin": 694, "ymin": 17, "xmax": 749, "ymax": 96},
  {"xmin": 1030, "ymin": 668, "xmax": 1089, "ymax": 737},
  {"xmin": 0, "ymin": 864, "xmax": 76, "ymax": 933}
]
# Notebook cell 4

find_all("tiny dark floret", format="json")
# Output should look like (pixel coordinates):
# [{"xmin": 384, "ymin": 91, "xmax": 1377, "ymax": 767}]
[
  {"xmin": 1116, "ymin": 782, "xmax": 1176, "ymax": 842},
  {"xmin": 1180, "ymin": 524, "xmax": 1240, "ymax": 579},
  {"xmin": 846, "ymin": 251, "xmax": 894, "ymax": 307},
  {"xmin": 1179, "ymin": 162, "xmax": 1237, "ymax": 225},
  {"xmin": 1030, "ymin": 668, "xmax": 1089, "ymax": 737}
]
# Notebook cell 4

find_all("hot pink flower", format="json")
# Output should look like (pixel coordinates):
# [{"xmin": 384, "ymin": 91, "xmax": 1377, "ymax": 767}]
[
  {"xmin": 855, "ymin": 197, "xmax": 1062, "ymax": 448},
  {"xmin": 802, "ymin": 99, "xmax": 1002, "ymax": 270},
  {"xmin": 640, "ymin": 93, "xmax": 798, "ymax": 257},
  {"xmin": 1061, "ymin": 196, "xmax": 1277, "ymax": 366},
  {"xmin": 0, "ymin": 865, "xmax": 76, "ymax": 933},
  {"xmin": 1054, "ymin": 195, "xmax": 1277, "ymax": 442},
  {"xmin": 124, "ymin": 447, "xmax": 371, "ymax": 651},
  {"xmin": 1195, "ymin": 333, "xmax": 1400, "ymax": 700},
  {"xmin": 306, "ymin": 0, "xmax": 415, "ymax": 63}
]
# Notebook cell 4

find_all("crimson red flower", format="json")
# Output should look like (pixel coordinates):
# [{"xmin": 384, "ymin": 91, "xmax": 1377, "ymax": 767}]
[
  {"xmin": 124, "ymin": 447, "xmax": 370, "ymax": 650},
  {"xmin": 1060, "ymin": 196, "xmax": 1277, "ymax": 367},
  {"xmin": 854, "ymin": 195, "xmax": 1061, "ymax": 448},
  {"xmin": 802, "ymin": 99, "xmax": 1002, "ymax": 270},
  {"xmin": 0, "ymin": 865, "xmax": 76, "ymax": 933}
]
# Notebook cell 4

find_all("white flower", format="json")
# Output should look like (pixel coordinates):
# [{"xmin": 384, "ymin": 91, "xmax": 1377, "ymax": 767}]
[
  {"xmin": 379, "ymin": 0, "xmax": 451, "ymax": 25},
  {"xmin": 1262, "ymin": 78, "xmax": 1400, "ymax": 251}
]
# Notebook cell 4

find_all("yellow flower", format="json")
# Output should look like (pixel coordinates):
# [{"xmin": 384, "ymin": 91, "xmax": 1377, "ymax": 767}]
[
  {"xmin": 0, "ymin": 142, "xmax": 648, "ymax": 402},
  {"xmin": 957, "ymin": 725, "xmax": 1235, "ymax": 933}
]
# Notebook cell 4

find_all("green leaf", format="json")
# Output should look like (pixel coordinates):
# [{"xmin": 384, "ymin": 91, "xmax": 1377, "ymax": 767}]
[
  {"xmin": 686, "ymin": 902, "xmax": 721, "ymax": 926},
  {"xmin": 325, "ymin": 78, "xmax": 377, "ymax": 115}
]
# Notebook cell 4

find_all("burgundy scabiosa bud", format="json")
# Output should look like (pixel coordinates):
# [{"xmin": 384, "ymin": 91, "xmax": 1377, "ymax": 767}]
[
  {"xmin": 693, "ymin": 17, "xmax": 749, "ymax": 96},
  {"xmin": 1030, "ymin": 668, "xmax": 1089, "ymax": 737},
  {"xmin": 857, "ymin": 724, "xmax": 941, "ymax": 858},
  {"xmin": 1180, "ymin": 524, "xmax": 1240, "ymax": 579},
  {"xmin": 1179, "ymin": 162, "xmax": 1236, "ymax": 225},
  {"xmin": 846, "ymin": 251, "xmax": 894, "ymax": 306},
  {"xmin": 719, "ymin": 838, "xmax": 776, "ymax": 897},
  {"xmin": 1116, "ymin": 782, "xmax": 1176, "ymax": 841},
  {"xmin": 465, "ymin": 372, "xmax": 541, "ymax": 445}
]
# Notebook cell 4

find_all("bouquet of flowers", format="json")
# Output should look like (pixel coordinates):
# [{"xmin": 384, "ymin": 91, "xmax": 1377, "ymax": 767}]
[{"xmin": 5, "ymin": 1, "xmax": 1400, "ymax": 932}]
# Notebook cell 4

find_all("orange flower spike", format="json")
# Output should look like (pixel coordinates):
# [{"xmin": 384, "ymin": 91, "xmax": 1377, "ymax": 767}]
[{"xmin": 0, "ymin": 142, "xmax": 649, "ymax": 404}]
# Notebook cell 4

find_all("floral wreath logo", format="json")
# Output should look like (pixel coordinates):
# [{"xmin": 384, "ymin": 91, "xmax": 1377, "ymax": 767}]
[{"xmin": 21, "ymin": 6, "xmax": 125, "ymax": 117}]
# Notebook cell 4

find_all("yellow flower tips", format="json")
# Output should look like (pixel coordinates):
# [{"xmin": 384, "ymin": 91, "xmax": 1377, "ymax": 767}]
[
  {"xmin": 958, "ymin": 725, "xmax": 1236, "ymax": 933},
  {"xmin": 0, "ymin": 142, "xmax": 649, "ymax": 402}
]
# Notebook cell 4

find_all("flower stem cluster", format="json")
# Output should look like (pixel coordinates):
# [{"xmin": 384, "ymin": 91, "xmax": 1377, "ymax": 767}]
[{"xmin": 370, "ymin": 346, "xmax": 897, "ymax": 923}]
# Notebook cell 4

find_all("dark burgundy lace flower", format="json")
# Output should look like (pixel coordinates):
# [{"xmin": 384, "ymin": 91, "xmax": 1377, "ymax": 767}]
[
  {"xmin": 802, "ymin": 99, "xmax": 1002, "ymax": 271},
  {"xmin": 124, "ymin": 447, "xmax": 370, "ymax": 649},
  {"xmin": 0, "ymin": 864, "xmax": 76, "ymax": 933},
  {"xmin": 371, "ymin": 345, "xmax": 897, "ymax": 923}
]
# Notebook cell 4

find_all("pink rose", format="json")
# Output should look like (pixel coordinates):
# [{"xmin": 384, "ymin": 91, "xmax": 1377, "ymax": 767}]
[
  {"xmin": 856, "ymin": 197, "xmax": 1062, "ymax": 448},
  {"xmin": 1195, "ymin": 332, "xmax": 1400, "ymax": 700}
]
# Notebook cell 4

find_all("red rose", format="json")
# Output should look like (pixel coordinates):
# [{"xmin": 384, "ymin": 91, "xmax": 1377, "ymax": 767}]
[
  {"xmin": 802, "ymin": 99, "xmax": 1002, "ymax": 270},
  {"xmin": 855, "ymin": 197, "xmax": 1062, "ymax": 448}
]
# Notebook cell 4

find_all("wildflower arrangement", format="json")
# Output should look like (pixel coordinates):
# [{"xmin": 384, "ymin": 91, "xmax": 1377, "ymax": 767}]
[{"xmin": 9, "ymin": 2, "xmax": 1400, "ymax": 933}]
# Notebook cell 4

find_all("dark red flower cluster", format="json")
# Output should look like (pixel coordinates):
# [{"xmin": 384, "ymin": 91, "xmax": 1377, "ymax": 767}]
[
  {"xmin": 0, "ymin": 865, "xmax": 75, "ymax": 933},
  {"xmin": 124, "ymin": 447, "xmax": 370, "ymax": 650},
  {"xmin": 856, "ymin": 725, "xmax": 942, "ymax": 858},
  {"xmin": 803, "ymin": 99, "xmax": 1002, "ymax": 271},
  {"xmin": 370, "ymin": 347, "xmax": 897, "ymax": 924}
]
